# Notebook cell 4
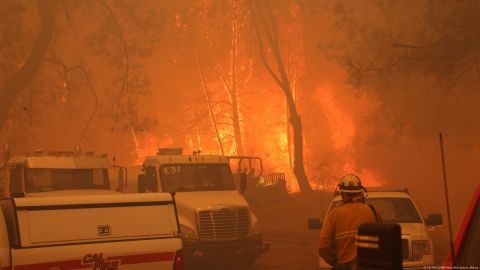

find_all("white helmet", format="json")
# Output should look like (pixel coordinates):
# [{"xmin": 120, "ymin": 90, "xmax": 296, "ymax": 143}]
[{"xmin": 338, "ymin": 174, "xmax": 364, "ymax": 193}]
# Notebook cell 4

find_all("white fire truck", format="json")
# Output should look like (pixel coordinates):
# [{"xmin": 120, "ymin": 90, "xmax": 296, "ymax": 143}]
[
  {"xmin": 0, "ymin": 149, "xmax": 120, "ymax": 198},
  {"xmin": 123, "ymin": 148, "xmax": 268, "ymax": 267},
  {"xmin": 0, "ymin": 193, "xmax": 184, "ymax": 270},
  {"xmin": 0, "ymin": 148, "xmax": 184, "ymax": 270}
]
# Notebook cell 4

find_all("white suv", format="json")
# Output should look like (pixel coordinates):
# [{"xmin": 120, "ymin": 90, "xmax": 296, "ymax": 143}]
[{"xmin": 310, "ymin": 188, "xmax": 442, "ymax": 269}]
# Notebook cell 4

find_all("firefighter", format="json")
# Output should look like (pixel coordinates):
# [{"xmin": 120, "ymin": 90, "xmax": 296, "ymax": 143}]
[{"xmin": 318, "ymin": 174, "xmax": 380, "ymax": 270}]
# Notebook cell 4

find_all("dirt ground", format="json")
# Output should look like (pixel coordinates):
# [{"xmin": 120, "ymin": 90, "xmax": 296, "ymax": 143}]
[{"xmin": 191, "ymin": 191, "xmax": 450, "ymax": 270}]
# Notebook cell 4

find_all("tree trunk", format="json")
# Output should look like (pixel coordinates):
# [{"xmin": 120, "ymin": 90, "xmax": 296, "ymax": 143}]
[
  {"xmin": 290, "ymin": 114, "xmax": 310, "ymax": 192},
  {"xmin": 0, "ymin": 0, "xmax": 58, "ymax": 130},
  {"xmin": 195, "ymin": 55, "xmax": 225, "ymax": 155},
  {"xmin": 284, "ymin": 83, "xmax": 311, "ymax": 192},
  {"xmin": 286, "ymin": 98, "xmax": 293, "ymax": 170},
  {"xmin": 251, "ymin": 0, "xmax": 312, "ymax": 192},
  {"xmin": 286, "ymin": 72, "xmax": 297, "ymax": 171},
  {"xmin": 230, "ymin": 18, "xmax": 244, "ymax": 155},
  {"xmin": 231, "ymin": 91, "xmax": 243, "ymax": 155}
]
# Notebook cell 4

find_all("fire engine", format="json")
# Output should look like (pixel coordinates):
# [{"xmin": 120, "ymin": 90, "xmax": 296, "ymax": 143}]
[
  {"xmin": 0, "ymin": 147, "xmax": 184, "ymax": 269},
  {"xmin": 123, "ymin": 148, "xmax": 269, "ymax": 267}
]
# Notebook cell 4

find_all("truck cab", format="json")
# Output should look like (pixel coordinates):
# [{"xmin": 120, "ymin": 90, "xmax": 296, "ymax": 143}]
[
  {"xmin": 0, "ymin": 150, "xmax": 119, "ymax": 198},
  {"xmin": 124, "ymin": 148, "xmax": 265, "ymax": 267}
]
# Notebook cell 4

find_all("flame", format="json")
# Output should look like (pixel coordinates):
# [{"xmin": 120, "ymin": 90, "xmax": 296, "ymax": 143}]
[
  {"xmin": 316, "ymin": 84, "xmax": 355, "ymax": 151},
  {"xmin": 132, "ymin": 131, "xmax": 173, "ymax": 164},
  {"xmin": 129, "ymin": 83, "xmax": 384, "ymax": 194},
  {"xmin": 263, "ymin": 125, "xmax": 297, "ymax": 192},
  {"xmin": 175, "ymin": 14, "xmax": 182, "ymax": 28},
  {"xmin": 343, "ymin": 158, "xmax": 384, "ymax": 187},
  {"xmin": 316, "ymin": 84, "xmax": 385, "ymax": 190},
  {"xmin": 217, "ymin": 127, "xmax": 237, "ymax": 156}
]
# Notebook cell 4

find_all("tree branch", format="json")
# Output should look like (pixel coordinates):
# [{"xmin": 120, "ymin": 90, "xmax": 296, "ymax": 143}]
[
  {"xmin": 43, "ymin": 58, "xmax": 98, "ymax": 144},
  {"xmin": 97, "ymin": 0, "xmax": 130, "ymax": 112},
  {"xmin": 194, "ymin": 53, "xmax": 225, "ymax": 155},
  {"xmin": 215, "ymin": 62, "xmax": 233, "ymax": 95},
  {"xmin": 74, "ymin": 62, "xmax": 98, "ymax": 144},
  {"xmin": 250, "ymin": 0, "xmax": 284, "ymax": 87},
  {"xmin": 60, "ymin": 0, "xmax": 73, "ymax": 29},
  {"xmin": 261, "ymin": 1, "xmax": 290, "ymax": 91}
]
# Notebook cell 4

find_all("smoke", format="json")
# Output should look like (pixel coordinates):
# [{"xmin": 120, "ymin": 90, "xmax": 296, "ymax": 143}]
[{"xmin": 1, "ymin": 0, "xmax": 478, "ymax": 235}]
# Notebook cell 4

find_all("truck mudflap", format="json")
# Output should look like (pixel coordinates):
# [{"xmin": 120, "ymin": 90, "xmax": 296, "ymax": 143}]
[
  {"xmin": 182, "ymin": 234, "xmax": 263, "ymax": 265},
  {"xmin": 11, "ymin": 238, "xmax": 182, "ymax": 270}
]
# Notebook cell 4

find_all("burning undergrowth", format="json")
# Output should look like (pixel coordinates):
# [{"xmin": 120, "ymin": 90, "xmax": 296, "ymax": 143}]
[{"xmin": 130, "ymin": 82, "xmax": 385, "ymax": 194}]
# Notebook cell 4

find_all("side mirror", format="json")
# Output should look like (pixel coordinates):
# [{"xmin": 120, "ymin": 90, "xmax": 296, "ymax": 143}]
[
  {"xmin": 138, "ymin": 174, "xmax": 146, "ymax": 193},
  {"xmin": 116, "ymin": 167, "xmax": 125, "ymax": 191},
  {"xmin": 239, "ymin": 172, "xmax": 247, "ymax": 194},
  {"xmin": 308, "ymin": 218, "xmax": 323, "ymax": 230},
  {"xmin": 357, "ymin": 223, "xmax": 402, "ymax": 270},
  {"xmin": 9, "ymin": 166, "xmax": 24, "ymax": 197},
  {"xmin": 146, "ymin": 174, "xmax": 158, "ymax": 192},
  {"xmin": 425, "ymin": 214, "xmax": 443, "ymax": 226}
]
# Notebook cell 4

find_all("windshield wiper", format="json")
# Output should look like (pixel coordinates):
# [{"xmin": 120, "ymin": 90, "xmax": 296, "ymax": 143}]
[{"xmin": 173, "ymin": 186, "xmax": 191, "ymax": 191}]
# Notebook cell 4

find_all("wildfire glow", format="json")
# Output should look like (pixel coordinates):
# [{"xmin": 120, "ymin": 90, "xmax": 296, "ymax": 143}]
[
  {"xmin": 343, "ymin": 158, "xmax": 384, "ymax": 188},
  {"xmin": 316, "ymin": 85, "xmax": 355, "ymax": 151},
  {"xmin": 130, "ymin": 83, "xmax": 384, "ymax": 194},
  {"xmin": 316, "ymin": 84, "xmax": 385, "ymax": 189},
  {"xmin": 262, "ymin": 125, "xmax": 298, "ymax": 192},
  {"xmin": 132, "ymin": 131, "xmax": 173, "ymax": 164}
]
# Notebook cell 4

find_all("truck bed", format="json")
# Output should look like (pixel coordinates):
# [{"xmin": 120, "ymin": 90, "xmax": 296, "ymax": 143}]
[{"xmin": 0, "ymin": 193, "xmax": 182, "ymax": 270}]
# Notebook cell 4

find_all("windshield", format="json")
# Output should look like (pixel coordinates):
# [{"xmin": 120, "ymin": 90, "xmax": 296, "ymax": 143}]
[
  {"xmin": 159, "ymin": 163, "xmax": 235, "ymax": 192},
  {"xmin": 25, "ymin": 168, "xmax": 110, "ymax": 193},
  {"xmin": 228, "ymin": 157, "xmax": 262, "ymax": 178},
  {"xmin": 330, "ymin": 197, "xmax": 423, "ymax": 223}
]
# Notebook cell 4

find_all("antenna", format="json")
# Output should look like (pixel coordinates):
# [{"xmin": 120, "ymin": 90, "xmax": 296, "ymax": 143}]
[
  {"xmin": 439, "ymin": 133, "xmax": 456, "ymax": 266},
  {"xmin": 3, "ymin": 144, "xmax": 10, "ymax": 166},
  {"xmin": 74, "ymin": 145, "xmax": 81, "ymax": 155}
]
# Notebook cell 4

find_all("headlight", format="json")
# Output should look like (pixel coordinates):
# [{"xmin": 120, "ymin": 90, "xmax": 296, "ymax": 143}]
[
  {"xmin": 251, "ymin": 219, "xmax": 262, "ymax": 235},
  {"xmin": 179, "ymin": 224, "xmax": 198, "ymax": 240},
  {"xmin": 412, "ymin": 240, "xmax": 430, "ymax": 261}
]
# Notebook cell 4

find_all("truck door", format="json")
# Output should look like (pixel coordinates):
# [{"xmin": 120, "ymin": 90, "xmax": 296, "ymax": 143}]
[
  {"xmin": 0, "ymin": 207, "xmax": 10, "ymax": 269},
  {"xmin": 227, "ymin": 156, "xmax": 263, "ymax": 190},
  {"xmin": 110, "ymin": 166, "xmax": 127, "ymax": 192},
  {"xmin": 145, "ymin": 166, "xmax": 158, "ymax": 192}
]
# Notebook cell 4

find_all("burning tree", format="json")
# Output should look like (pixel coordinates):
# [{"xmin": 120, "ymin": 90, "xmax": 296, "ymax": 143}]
[
  {"xmin": 210, "ymin": 5, "xmax": 244, "ymax": 155},
  {"xmin": 201, "ymin": 0, "xmax": 253, "ymax": 156},
  {"xmin": 168, "ymin": 0, "xmax": 255, "ymax": 156},
  {"xmin": 250, "ymin": 0, "xmax": 312, "ymax": 192}
]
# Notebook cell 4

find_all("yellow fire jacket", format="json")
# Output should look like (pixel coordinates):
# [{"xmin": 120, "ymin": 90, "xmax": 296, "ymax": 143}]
[{"xmin": 318, "ymin": 202, "xmax": 378, "ymax": 267}]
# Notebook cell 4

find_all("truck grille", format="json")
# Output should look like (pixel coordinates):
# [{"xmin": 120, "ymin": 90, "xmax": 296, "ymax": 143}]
[
  {"xmin": 402, "ymin": 238, "xmax": 410, "ymax": 260},
  {"xmin": 197, "ymin": 207, "xmax": 250, "ymax": 240}
]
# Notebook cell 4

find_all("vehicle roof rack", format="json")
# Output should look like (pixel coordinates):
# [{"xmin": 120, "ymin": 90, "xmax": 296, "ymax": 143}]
[
  {"xmin": 157, "ymin": 148, "xmax": 183, "ymax": 155},
  {"xmin": 367, "ymin": 187, "xmax": 409, "ymax": 194},
  {"xmin": 334, "ymin": 187, "xmax": 409, "ymax": 197},
  {"xmin": 46, "ymin": 151, "xmax": 76, "ymax": 157}
]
